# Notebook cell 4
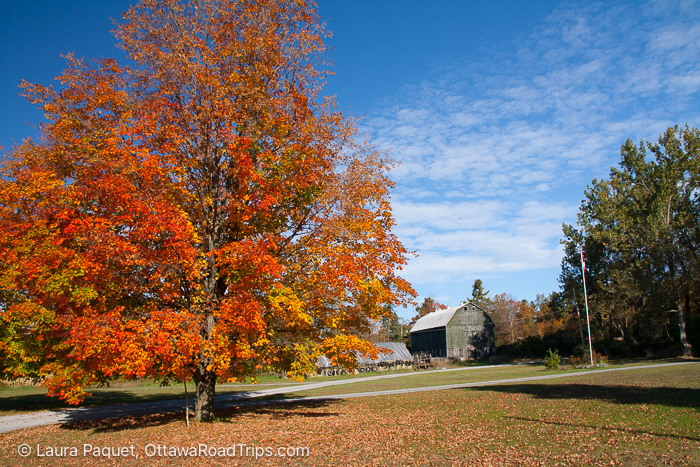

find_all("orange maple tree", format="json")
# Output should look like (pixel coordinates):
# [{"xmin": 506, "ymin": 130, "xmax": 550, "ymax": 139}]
[{"xmin": 0, "ymin": 0, "xmax": 415, "ymax": 422}]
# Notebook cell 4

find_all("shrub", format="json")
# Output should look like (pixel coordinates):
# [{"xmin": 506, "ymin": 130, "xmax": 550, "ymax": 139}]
[
  {"xmin": 576, "ymin": 349, "xmax": 609, "ymax": 366},
  {"xmin": 544, "ymin": 348, "xmax": 560, "ymax": 370},
  {"xmin": 594, "ymin": 351, "xmax": 608, "ymax": 365}
]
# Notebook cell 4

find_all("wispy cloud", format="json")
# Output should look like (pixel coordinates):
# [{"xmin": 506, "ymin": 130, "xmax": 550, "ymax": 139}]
[{"xmin": 367, "ymin": 0, "xmax": 700, "ymax": 305}]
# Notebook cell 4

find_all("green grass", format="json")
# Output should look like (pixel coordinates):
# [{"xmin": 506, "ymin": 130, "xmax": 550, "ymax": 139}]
[
  {"xmin": 0, "ymin": 358, "xmax": 693, "ymax": 417},
  {"xmin": 286, "ymin": 359, "xmax": 695, "ymax": 398},
  {"xmin": 291, "ymin": 363, "xmax": 557, "ymax": 397}
]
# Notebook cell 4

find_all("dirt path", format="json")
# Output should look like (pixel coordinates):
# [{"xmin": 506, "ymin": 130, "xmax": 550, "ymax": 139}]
[{"xmin": 1, "ymin": 361, "xmax": 696, "ymax": 433}]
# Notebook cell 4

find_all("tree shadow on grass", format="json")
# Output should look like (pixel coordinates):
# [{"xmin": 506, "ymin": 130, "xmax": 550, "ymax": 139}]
[
  {"xmin": 0, "ymin": 390, "xmax": 193, "ymax": 414},
  {"xmin": 215, "ymin": 399, "xmax": 340, "ymax": 422},
  {"xmin": 59, "ymin": 398, "xmax": 339, "ymax": 433},
  {"xmin": 0, "ymin": 385, "xmax": 263, "ymax": 415},
  {"xmin": 469, "ymin": 383, "xmax": 700, "ymax": 409},
  {"xmin": 504, "ymin": 415, "xmax": 700, "ymax": 442},
  {"xmin": 469, "ymin": 383, "xmax": 700, "ymax": 442},
  {"xmin": 60, "ymin": 411, "xmax": 184, "ymax": 432}
]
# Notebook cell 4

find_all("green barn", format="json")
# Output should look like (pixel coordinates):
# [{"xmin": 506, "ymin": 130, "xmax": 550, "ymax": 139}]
[{"xmin": 409, "ymin": 302, "xmax": 495, "ymax": 359}]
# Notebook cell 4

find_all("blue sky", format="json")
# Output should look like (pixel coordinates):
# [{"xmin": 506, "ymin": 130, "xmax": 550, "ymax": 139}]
[{"xmin": 2, "ymin": 1, "xmax": 700, "ymax": 320}]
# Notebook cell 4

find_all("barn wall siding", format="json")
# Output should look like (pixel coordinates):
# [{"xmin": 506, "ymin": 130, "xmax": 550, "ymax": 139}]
[
  {"xmin": 446, "ymin": 305, "xmax": 496, "ymax": 357},
  {"xmin": 410, "ymin": 303, "xmax": 495, "ymax": 359},
  {"xmin": 410, "ymin": 328, "xmax": 447, "ymax": 356}
]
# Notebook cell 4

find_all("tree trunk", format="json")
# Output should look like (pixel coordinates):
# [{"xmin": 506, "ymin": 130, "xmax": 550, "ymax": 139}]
[
  {"xmin": 670, "ymin": 257, "xmax": 693, "ymax": 357},
  {"xmin": 677, "ymin": 298, "xmax": 693, "ymax": 357},
  {"xmin": 193, "ymin": 365, "xmax": 217, "ymax": 422},
  {"xmin": 510, "ymin": 320, "xmax": 515, "ymax": 344},
  {"xmin": 573, "ymin": 290, "xmax": 586, "ymax": 353}
]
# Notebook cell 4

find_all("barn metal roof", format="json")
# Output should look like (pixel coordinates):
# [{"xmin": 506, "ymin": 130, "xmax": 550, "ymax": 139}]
[
  {"xmin": 375, "ymin": 342, "xmax": 413, "ymax": 361},
  {"xmin": 316, "ymin": 342, "xmax": 412, "ymax": 368},
  {"xmin": 409, "ymin": 303, "xmax": 464, "ymax": 333},
  {"xmin": 316, "ymin": 355, "xmax": 333, "ymax": 368},
  {"xmin": 352, "ymin": 341, "xmax": 414, "ymax": 365}
]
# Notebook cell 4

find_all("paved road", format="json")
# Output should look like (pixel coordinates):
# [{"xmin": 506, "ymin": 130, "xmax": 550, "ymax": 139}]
[{"xmin": 1, "ymin": 361, "xmax": 696, "ymax": 434}]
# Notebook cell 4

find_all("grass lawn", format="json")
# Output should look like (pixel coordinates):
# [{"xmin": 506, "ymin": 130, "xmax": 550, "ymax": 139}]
[
  {"xmin": 287, "ymin": 360, "xmax": 696, "ymax": 398},
  {"xmin": 291, "ymin": 364, "xmax": 584, "ymax": 397},
  {"xmin": 0, "ymin": 360, "xmax": 698, "ymax": 465},
  {"xmin": 0, "ymin": 359, "xmax": 691, "ymax": 417}
]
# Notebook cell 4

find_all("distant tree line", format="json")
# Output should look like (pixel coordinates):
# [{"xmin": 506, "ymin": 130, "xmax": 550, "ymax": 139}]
[
  {"xmin": 469, "ymin": 285, "xmax": 569, "ymax": 350},
  {"xmin": 557, "ymin": 125, "xmax": 699, "ymax": 358}
]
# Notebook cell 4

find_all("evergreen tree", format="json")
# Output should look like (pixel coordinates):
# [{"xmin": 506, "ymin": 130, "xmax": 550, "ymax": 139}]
[{"xmin": 471, "ymin": 279, "xmax": 491, "ymax": 304}]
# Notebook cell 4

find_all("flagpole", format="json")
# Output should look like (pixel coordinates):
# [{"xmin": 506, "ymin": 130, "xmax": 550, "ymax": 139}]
[
  {"xmin": 572, "ymin": 288, "xmax": 586, "ymax": 356},
  {"xmin": 580, "ymin": 246, "xmax": 594, "ymax": 366}
]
